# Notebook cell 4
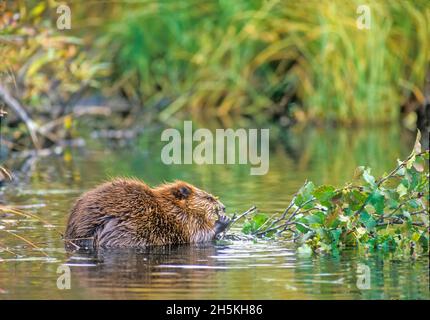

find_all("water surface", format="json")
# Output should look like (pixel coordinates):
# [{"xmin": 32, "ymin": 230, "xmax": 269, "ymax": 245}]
[{"xmin": 0, "ymin": 126, "xmax": 428, "ymax": 299}]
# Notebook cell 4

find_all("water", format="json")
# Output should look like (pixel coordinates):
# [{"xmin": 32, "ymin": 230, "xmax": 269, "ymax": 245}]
[{"xmin": 0, "ymin": 126, "xmax": 428, "ymax": 299}]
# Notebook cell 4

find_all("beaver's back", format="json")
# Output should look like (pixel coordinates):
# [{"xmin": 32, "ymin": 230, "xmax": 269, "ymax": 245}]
[{"xmin": 65, "ymin": 178, "xmax": 158, "ymax": 248}]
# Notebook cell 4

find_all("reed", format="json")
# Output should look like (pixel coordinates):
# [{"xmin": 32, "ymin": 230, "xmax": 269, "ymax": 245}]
[
  {"xmin": 95, "ymin": 0, "xmax": 429, "ymax": 125},
  {"xmin": 0, "ymin": 205, "xmax": 57, "ymax": 257}
]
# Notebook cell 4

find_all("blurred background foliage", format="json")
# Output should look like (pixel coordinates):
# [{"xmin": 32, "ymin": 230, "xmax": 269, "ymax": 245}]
[
  {"xmin": 0, "ymin": 0, "xmax": 429, "ymax": 141},
  {"xmin": 82, "ymin": 0, "xmax": 429, "ymax": 126},
  {"xmin": 0, "ymin": 0, "xmax": 108, "ymax": 113}
]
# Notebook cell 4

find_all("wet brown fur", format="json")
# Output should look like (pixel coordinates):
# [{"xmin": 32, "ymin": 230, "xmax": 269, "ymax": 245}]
[{"xmin": 65, "ymin": 178, "xmax": 227, "ymax": 248}]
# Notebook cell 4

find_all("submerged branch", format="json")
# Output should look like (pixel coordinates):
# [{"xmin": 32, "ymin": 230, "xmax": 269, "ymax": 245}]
[
  {"xmin": 0, "ymin": 241, "xmax": 18, "ymax": 256},
  {"xmin": 0, "ymin": 230, "xmax": 49, "ymax": 257},
  {"xmin": 0, "ymin": 205, "xmax": 62, "ymax": 237}
]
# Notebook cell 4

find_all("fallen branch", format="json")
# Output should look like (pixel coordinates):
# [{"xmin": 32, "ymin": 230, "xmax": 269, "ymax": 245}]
[{"xmin": 0, "ymin": 84, "xmax": 41, "ymax": 149}]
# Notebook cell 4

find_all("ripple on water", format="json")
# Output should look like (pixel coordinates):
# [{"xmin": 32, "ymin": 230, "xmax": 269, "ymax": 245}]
[{"xmin": 1, "ymin": 136, "xmax": 429, "ymax": 299}]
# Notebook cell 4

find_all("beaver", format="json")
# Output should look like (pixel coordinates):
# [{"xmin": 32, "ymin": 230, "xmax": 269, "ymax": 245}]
[{"xmin": 64, "ymin": 178, "xmax": 230, "ymax": 249}]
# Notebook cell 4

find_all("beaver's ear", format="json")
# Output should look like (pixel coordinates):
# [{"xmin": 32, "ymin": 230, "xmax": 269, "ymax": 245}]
[{"xmin": 172, "ymin": 185, "xmax": 191, "ymax": 199}]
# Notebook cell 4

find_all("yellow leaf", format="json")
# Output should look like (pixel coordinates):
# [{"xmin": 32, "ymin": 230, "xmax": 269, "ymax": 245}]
[
  {"xmin": 413, "ymin": 130, "xmax": 422, "ymax": 154},
  {"xmin": 64, "ymin": 115, "xmax": 73, "ymax": 130},
  {"xmin": 30, "ymin": 2, "xmax": 46, "ymax": 17}
]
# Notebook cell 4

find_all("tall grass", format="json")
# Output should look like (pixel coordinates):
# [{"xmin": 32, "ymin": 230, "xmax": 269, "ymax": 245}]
[{"xmin": 86, "ymin": 0, "xmax": 429, "ymax": 125}]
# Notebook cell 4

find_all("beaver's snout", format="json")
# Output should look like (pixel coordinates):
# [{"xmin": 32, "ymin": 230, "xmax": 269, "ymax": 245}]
[{"xmin": 215, "ymin": 202, "xmax": 226, "ymax": 218}]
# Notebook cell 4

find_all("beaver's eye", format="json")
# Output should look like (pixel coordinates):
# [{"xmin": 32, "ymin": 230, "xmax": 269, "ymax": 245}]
[{"xmin": 205, "ymin": 196, "xmax": 216, "ymax": 202}]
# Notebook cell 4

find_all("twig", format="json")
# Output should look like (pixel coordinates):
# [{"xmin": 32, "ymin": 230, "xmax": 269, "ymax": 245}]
[
  {"xmin": 0, "ymin": 230, "xmax": 49, "ymax": 257},
  {"xmin": 354, "ymin": 156, "xmax": 410, "ymax": 218},
  {"xmin": 376, "ymin": 150, "xmax": 427, "ymax": 187},
  {"xmin": 63, "ymin": 239, "xmax": 81, "ymax": 250},
  {"xmin": 0, "ymin": 166, "xmax": 12, "ymax": 181},
  {"xmin": 0, "ymin": 84, "xmax": 41, "ymax": 149},
  {"xmin": 0, "ymin": 205, "xmax": 63, "ymax": 237},
  {"xmin": 255, "ymin": 197, "xmax": 316, "ymax": 236},
  {"xmin": 218, "ymin": 206, "xmax": 257, "ymax": 240},
  {"xmin": 0, "ymin": 241, "xmax": 18, "ymax": 256},
  {"xmin": 377, "ymin": 221, "xmax": 425, "ymax": 227},
  {"xmin": 229, "ymin": 206, "xmax": 257, "ymax": 226},
  {"xmin": 254, "ymin": 180, "xmax": 309, "ymax": 234}
]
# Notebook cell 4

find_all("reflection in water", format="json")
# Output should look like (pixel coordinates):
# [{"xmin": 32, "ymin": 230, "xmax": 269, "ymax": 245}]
[
  {"xmin": 67, "ymin": 245, "xmax": 222, "ymax": 299},
  {"xmin": 0, "ymin": 126, "xmax": 428, "ymax": 299},
  {"xmin": 62, "ymin": 243, "xmax": 429, "ymax": 299}
]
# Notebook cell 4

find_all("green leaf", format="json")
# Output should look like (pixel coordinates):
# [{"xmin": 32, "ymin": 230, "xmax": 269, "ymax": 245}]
[
  {"xmin": 402, "ymin": 211, "xmax": 411, "ymax": 220},
  {"xmin": 240, "ymin": 132, "xmax": 429, "ymax": 257},
  {"xmin": 294, "ymin": 181, "xmax": 315, "ymax": 208},
  {"xmin": 359, "ymin": 210, "xmax": 377, "ymax": 230},
  {"xmin": 330, "ymin": 229, "xmax": 342, "ymax": 245},
  {"xmin": 242, "ymin": 213, "xmax": 269, "ymax": 234},
  {"xmin": 253, "ymin": 213, "xmax": 269, "ymax": 228},
  {"xmin": 242, "ymin": 221, "xmax": 253, "ymax": 235},
  {"xmin": 295, "ymin": 221, "xmax": 311, "ymax": 233},
  {"xmin": 385, "ymin": 190, "xmax": 400, "ymax": 209},
  {"xmin": 394, "ymin": 159, "xmax": 406, "ymax": 176},
  {"xmin": 305, "ymin": 212, "xmax": 325, "ymax": 225},
  {"xmin": 302, "ymin": 231, "xmax": 315, "ymax": 242},
  {"xmin": 368, "ymin": 190, "xmax": 385, "ymax": 214},
  {"xmin": 397, "ymin": 183, "xmax": 408, "ymax": 197},
  {"xmin": 406, "ymin": 153, "xmax": 416, "ymax": 169},
  {"xmin": 406, "ymin": 170, "xmax": 420, "ymax": 190},
  {"xmin": 413, "ymin": 160, "xmax": 425, "ymax": 172},
  {"xmin": 363, "ymin": 168, "xmax": 376, "ymax": 188},
  {"xmin": 418, "ymin": 232, "xmax": 428, "ymax": 251},
  {"xmin": 349, "ymin": 189, "xmax": 367, "ymax": 210},
  {"xmin": 407, "ymin": 199, "xmax": 420, "ymax": 209},
  {"xmin": 312, "ymin": 185, "xmax": 336, "ymax": 206}
]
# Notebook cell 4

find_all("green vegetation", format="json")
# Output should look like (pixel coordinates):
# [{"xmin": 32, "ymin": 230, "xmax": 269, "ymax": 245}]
[
  {"xmin": 98, "ymin": 0, "xmax": 429, "ymax": 125},
  {"xmin": 1, "ymin": 0, "xmax": 428, "ymax": 146},
  {"xmin": 0, "ymin": 1, "xmax": 106, "ymax": 109},
  {"xmin": 0, "ymin": 1, "xmax": 107, "ymax": 150},
  {"xmin": 239, "ymin": 132, "xmax": 429, "ymax": 256}
]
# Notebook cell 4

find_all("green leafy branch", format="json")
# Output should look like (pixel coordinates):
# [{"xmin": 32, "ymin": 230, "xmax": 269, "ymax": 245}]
[{"xmin": 230, "ymin": 132, "xmax": 429, "ymax": 256}]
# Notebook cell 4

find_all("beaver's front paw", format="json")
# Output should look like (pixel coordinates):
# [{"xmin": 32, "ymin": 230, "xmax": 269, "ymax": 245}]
[{"xmin": 214, "ymin": 214, "xmax": 231, "ymax": 235}]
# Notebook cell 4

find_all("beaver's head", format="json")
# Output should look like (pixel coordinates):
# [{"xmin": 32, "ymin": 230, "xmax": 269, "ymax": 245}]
[{"xmin": 157, "ymin": 181, "xmax": 226, "ymax": 226}]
